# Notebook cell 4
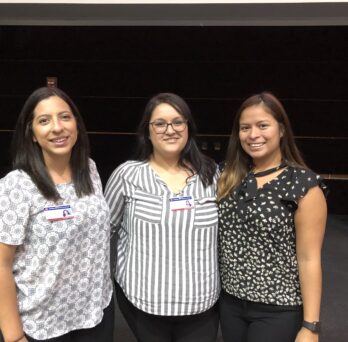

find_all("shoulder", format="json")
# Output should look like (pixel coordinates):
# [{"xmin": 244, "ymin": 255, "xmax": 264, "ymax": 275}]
[
  {"xmin": 88, "ymin": 158, "xmax": 103, "ymax": 177},
  {"xmin": 87, "ymin": 158, "xmax": 98, "ymax": 177},
  {"xmin": 292, "ymin": 167, "xmax": 319, "ymax": 181},
  {"xmin": 292, "ymin": 167, "xmax": 327, "ymax": 191},
  {"xmin": 0, "ymin": 169, "xmax": 33, "ymax": 192},
  {"xmin": 213, "ymin": 164, "xmax": 220, "ymax": 182},
  {"xmin": 0, "ymin": 170, "xmax": 34, "ymax": 217},
  {"xmin": 87, "ymin": 158, "xmax": 104, "ymax": 191},
  {"xmin": 88, "ymin": 158, "xmax": 97, "ymax": 170},
  {"xmin": 114, "ymin": 160, "xmax": 146, "ymax": 175},
  {"xmin": 288, "ymin": 166, "xmax": 328, "ymax": 199},
  {"xmin": 106, "ymin": 160, "xmax": 147, "ymax": 184}
]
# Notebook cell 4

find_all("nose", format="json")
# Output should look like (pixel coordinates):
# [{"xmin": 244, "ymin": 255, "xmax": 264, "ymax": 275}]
[
  {"xmin": 51, "ymin": 117, "xmax": 64, "ymax": 132},
  {"xmin": 249, "ymin": 126, "xmax": 260, "ymax": 139},
  {"xmin": 165, "ymin": 123, "xmax": 176, "ymax": 134}
]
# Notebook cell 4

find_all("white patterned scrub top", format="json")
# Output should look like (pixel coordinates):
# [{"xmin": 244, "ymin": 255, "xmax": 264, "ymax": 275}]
[
  {"xmin": 218, "ymin": 167, "xmax": 327, "ymax": 306},
  {"xmin": 0, "ymin": 160, "xmax": 113, "ymax": 340}
]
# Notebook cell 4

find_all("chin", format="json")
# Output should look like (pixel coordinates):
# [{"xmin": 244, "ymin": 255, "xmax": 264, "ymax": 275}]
[{"xmin": 246, "ymin": 150, "xmax": 264, "ymax": 157}]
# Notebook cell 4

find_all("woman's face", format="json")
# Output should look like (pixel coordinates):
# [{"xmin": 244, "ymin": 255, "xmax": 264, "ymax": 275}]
[
  {"xmin": 239, "ymin": 104, "xmax": 283, "ymax": 165},
  {"xmin": 31, "ymin": 96, "xmax": 78, "ymax": 164},
  {"xmin": 148, "ymin": 103, "xmax": 188, "ymax": 159}
]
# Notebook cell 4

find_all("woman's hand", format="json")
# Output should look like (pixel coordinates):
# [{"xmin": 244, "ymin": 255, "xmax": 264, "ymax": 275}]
[
  {"xmin": 0, "ymin": 243, "xmax": 25, "ymax": 342},
  {"xmin": 295, "ymin": 327, "xmax": 319, "ymax": 342},
  {"xmin": 7, "ymin": 335, "xmax": 28, "ymax": 342}
]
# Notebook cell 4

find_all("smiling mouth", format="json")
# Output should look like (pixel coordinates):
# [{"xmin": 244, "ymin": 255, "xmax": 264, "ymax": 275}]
[
  {"xmin": 249, "ymin": 143, "xmax": 265, "ymax": 148},
  {"xmin": 50, "ymin": 137, "xmax": 68, "ymax": 145}
]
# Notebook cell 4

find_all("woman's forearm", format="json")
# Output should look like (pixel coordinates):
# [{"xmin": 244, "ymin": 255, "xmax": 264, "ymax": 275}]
[
  {"xmin": 298, "ymin": 258, "xmax": 322, "ymax": 321},
  {"xmin": 0, "ymin": 266, "xmax": 24, "ymax": 341}
]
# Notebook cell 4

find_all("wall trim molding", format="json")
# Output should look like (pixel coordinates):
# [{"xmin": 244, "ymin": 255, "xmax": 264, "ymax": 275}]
[{"xmin": 1, "ymin": 2, "xmax": 348, "ymax": 26}]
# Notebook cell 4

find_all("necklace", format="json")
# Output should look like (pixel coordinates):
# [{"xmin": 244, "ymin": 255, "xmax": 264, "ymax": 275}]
[{"xmin": 253, "ymin": 161, "xmax": 287, "ymax": 177}]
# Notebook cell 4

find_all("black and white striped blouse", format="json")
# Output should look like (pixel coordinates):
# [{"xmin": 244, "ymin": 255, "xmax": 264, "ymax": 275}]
[{"xmin": 105, "ymin": 160, "xmax": 220, "ymax": 316}]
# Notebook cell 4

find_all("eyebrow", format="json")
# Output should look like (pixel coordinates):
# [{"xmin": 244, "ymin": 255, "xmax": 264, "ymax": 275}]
[
  {"xmin": 152, "ymin": 116, "xmax": 183, "ymax": 121},
  {"xmin": 35, "ymin": 111, "xmax": 72, "ymax": 118},
  {"xmin": 240, "ymin": 119, "xmax": 271, "ymax": 125}
]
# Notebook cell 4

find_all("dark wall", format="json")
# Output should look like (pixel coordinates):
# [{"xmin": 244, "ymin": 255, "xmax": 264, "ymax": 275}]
[{"xmin": 0, "ymin": 26, "xmax": 347, "ymax": 213}]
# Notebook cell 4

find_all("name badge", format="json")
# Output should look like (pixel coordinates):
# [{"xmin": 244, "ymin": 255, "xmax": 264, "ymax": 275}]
[
  {"xmin": 44, "ymin": 204, "xmax": 74, "ymax": 221},
  {"xmin": 169, "ymin": 196, "xmax": 194, "ymax": 211}
]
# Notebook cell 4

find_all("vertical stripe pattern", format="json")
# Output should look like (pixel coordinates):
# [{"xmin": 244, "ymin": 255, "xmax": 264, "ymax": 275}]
[{"xmin": 105, "ymin": 160, "xmax": 220, "ymax": 316}]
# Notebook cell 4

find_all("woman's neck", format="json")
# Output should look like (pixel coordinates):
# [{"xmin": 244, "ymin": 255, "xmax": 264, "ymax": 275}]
[
  {"xmin": 252, "ymin": 154, "xmax": 283, "ymax": 173},
  {"xmin": 149, "ymin": 153, "xmax": 181, "ymax": 172},
  {"xmin": 149, "ymin": 154, "xmax": 192, "ymax": 194},
  {"xmin": 44, "ymin": 155, "xmax": 72, "ymax": 184}
]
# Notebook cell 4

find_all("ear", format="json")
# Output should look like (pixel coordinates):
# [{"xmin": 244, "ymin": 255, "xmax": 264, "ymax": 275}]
[{"xmin": 32, "ymin": 135, "xmax": 37, "ymax": 143}]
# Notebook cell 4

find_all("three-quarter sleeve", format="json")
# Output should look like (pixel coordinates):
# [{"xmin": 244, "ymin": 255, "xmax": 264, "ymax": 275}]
[{"xmin": 104, "ymin": 164, "xmax": 127, "ymax": 235}]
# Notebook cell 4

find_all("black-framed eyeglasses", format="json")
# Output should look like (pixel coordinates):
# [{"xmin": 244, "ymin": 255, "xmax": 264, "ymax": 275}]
[{"xmin": 149, "ymin": 119, "xmax": 188, "ymax": 134}]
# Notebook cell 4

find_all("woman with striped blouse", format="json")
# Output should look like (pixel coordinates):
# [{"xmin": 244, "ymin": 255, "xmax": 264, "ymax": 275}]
[{"xmin": 105, "ymin": 93, "xmax": 220, "ymax": 342}]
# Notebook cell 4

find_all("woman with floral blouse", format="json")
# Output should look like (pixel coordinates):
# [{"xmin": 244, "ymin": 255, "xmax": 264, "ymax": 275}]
[{"xmin": 218, "ymin": 92, "xmax": 327, "ymax": 342}]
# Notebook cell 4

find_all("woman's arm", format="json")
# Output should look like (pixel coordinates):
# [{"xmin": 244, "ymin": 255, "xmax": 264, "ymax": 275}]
[
  {"xmin": 104, "ymin": 166, "xmax": 126, "ymax": 235},
  {"xmin": 0, "ymin": 243, "xmax": 27, "ymax": 342},
  {"xmin": 295, "ymin": 186, "xmax": 327, "ymax": 342}
]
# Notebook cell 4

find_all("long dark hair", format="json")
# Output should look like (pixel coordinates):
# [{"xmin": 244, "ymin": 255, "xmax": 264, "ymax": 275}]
[
  {"xmin": 218, "ymin": 91, "xmax": 307, "ymax": 200},
  {"xmin": 134, "ymin": 92, "xmax": 216, "ymax": 187},
  {"xmin": 12, "ymin": 87, "xmax": 93, "ymax": 201}
]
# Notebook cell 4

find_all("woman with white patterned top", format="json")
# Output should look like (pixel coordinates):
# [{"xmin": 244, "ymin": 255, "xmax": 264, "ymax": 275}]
[
  {"xmin": 0, "ymin": 87, "xmax": 113, "ymax": 342},
  {"xmin": 218, "ymin": 92, "xmax": 327, "ymax": 342},
  {"xmin": 105, "ymin": 93, "xmax": 220, "ymax": 342}
]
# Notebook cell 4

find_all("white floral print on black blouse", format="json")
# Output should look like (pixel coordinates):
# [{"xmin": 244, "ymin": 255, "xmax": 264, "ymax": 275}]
[{"xmin": 218, "ymin": 167, "xmax": 327, "ymax": 306}]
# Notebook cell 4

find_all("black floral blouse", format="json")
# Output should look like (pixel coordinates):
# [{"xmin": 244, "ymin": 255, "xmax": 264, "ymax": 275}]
[{"xmin": 218, "ymin": 167, "xmax": 327, "ymax": 306}]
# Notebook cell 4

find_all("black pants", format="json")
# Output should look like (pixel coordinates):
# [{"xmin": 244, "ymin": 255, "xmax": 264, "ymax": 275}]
[
  {"xmin": 115, "ymin": 282, "xmax": 219, "ymax": 342},
  {"xmin": 25, "ymin": 297, "xmax": 115, "ymax": 342},
  {"xmin": 219, "ymin": 290, "xmax": 303, "ymax": 342}
]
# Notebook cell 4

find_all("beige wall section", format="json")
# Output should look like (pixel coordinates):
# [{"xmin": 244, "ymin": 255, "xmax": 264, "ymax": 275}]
[
  {"xmin": 1, "ymin": 1, "xmax": 348, "ymax": 26},
  {"xmin": 0, "ymin": 0, "xmax": 347, "ymax": 3}
]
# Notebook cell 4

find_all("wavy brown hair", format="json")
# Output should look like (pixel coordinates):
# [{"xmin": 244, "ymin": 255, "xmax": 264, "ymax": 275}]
[{"xmin": 217, "ymin": 92, "xmax": 307, "ymax": 200}]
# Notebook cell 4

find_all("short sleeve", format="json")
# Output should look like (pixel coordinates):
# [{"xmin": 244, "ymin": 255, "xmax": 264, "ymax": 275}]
[
  {"xmin": 293, "ymin": 168, "xmax": 328, "ymax": 199},
  {"xmin": 280, "ymin": 168, "xmax": 328, "ymax": 212},
  {"xmin": 0, "ymin": 171, "xmax": 31, "ymax": 245}
]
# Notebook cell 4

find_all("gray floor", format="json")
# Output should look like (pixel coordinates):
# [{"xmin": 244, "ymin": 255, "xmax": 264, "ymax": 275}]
[
  {"xmin": 113, "ymin": 215, "xmax": 348, "ymax": 342},
  {"xmin": 320, "ymin": 215, "xmax": 348, "ymax": 342}
]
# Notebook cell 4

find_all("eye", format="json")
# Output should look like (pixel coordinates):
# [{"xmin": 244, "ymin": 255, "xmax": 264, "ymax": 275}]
[
  {"xmin": 153, "ymin": 121, "xmax": 166, "ymax": 128},
  {"xmin": 259, "ymin": 123, "xmax": 269, "ymax": 129},
  {"xmin": 239, "ymin": 126, "xmax": 249, "ymax": 132},
  {"xmin": 61, "ymin": 112, "xmax": 73, "ymax": 120},
  {"xmin": 172, "ymin": 119, "xmax": 185, "ymax": 126},
  {"xmin": 38, "ymin": 117, "xmax": 50, "ymax": 125}
]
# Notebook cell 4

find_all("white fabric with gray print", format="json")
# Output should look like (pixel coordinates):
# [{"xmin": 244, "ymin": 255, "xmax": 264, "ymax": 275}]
[{"xmin": 0, "ymin": 159, "xmax": 113, "ymax": 340}]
